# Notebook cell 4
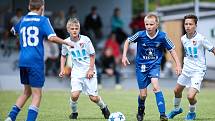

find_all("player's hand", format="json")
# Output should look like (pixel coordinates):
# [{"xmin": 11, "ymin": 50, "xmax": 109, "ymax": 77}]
[
  {"xmin": 59, "ymin": 70, "xmax": 65, "ymax": 78},
  {"xmin": 66, "ymin": 41, "xmax": 74, "ymax": 48},
  {"xmin": 122, "ymin": 56, "xmax": 130, "ymax": 67},
  {"xmin": 175, "ymin": 65, "xmax": 182, "ymax": 76},
  {"xmin": 86, "ymin": 69, "xmax": 94, "ymax": 79}
]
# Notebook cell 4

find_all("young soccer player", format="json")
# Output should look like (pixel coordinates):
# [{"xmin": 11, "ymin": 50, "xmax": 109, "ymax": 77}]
[
  {"xmin": 59, "ymin": 18, "xmax": 110, "ymax": 119},
  {"xmin": 5, "ymin": 0, "xmax": 73, "ymax": 121},
  {"xmin": 167, "ymin": 14, "xmax": 215, "ymax": 120},
  {"xmin": 122, "ymin": 13, "xmax": 182, "ymax": 121}
]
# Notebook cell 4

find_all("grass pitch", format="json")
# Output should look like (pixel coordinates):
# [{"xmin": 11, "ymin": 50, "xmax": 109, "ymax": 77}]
[{"xmin": 1, "ymin": 89, "xmax": 215, "ymax": 121}]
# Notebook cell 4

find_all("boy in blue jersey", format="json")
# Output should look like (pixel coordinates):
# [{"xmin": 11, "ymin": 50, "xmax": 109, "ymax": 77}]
[
  {"xmin": 122, "ymin": 13, "xmax": 182, "ymax": 121},
  {"xmin": 5, "ymin": 0, "xmax": 73, "ymax": 121},
  {"xmin": 167, "ymin": 15, "xmax": 215, "ymax": 120}
]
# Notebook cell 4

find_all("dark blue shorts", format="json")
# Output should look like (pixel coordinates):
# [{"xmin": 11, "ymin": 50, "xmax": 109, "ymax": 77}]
[
  {"xmin": 136, "ymin": 65, "xmax": 160, "ymax": 89},
  {"xmin": 20, "ymin": 67, "xmax": 45, "ymax": 88}
]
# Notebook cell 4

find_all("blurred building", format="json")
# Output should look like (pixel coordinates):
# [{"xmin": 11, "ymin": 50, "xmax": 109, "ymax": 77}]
[{"xmin": 157, "ymin": 2, "xmax": 215, "ymax": 80}]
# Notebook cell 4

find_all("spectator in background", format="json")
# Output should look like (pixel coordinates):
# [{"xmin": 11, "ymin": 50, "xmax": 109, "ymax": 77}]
[
  {"xmin": 3, "ymin": 8, "xmax": 23, "ymax": 57},
  {"xmin": 53, "ymin": 10, "xmax": 66, "ymax": 39},
  {"xmin": 130, "ymin": 11, "xmax": 145, "ymax": 34},
  {"xmin": 66, "ymin": 6, "xmax": 77, "ymax": 20},
  {"xmin": 44, "ymin": 41, "xmax": 60, "ymax": 76},
  {"xmin": 104, "ymin": 32, "xmax": 121, "ymax": 63},
  {"xmin": 84, "ymin": 6, "xmax": 103, "ymax": 49},
  {"xmin": 98, "ymin": 47, "xmax": 122, "ymax": 90},
  {"xmin": 111, "ymin": 7, "xmax": 127, "ymax": 45}
]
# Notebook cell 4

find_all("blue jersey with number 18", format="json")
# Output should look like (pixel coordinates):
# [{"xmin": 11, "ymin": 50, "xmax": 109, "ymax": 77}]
[{"xmin": 12, "ymin": 12, "xmax": 56, "ymax": 68}]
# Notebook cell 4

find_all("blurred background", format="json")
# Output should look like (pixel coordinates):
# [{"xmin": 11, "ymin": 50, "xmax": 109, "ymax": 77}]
[{"xmin": 0, "ymin": 0, "xmax": 215, "ymax": 90}]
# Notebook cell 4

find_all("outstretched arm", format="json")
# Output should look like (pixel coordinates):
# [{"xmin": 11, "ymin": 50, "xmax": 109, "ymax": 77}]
[
  {"xmin": 49, "ymin": 36, "xmax": 74, "ymax": 48},
  {"xmin": 169, "ymin": 49, "xmax": 182, "ymax": 76},
  {"xmin": 122, "ymin": 39, "xmax": 131, "ymax": 67},
  {"xmin": 59, "ymin": 55, "xmax": 67, "ymax": 77}
]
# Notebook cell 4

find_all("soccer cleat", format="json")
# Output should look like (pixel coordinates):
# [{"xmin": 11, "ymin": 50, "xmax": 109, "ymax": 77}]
[
  {"xmin": 167, "ymin": 108, "xmax": 183, "ymax": 119},
  {"xmin": 69, "ymin": 112, "xmax": 78, "ymax": 119},
  {"xmin": 160, "ymin": 115, "xmax": 168, "ymax": 121},
  {"xmin": 136, "ymin": 113, "xmax": 145, "ymax": 121},
  {"xmin": 185, "ymin": 112, "xmax": 196, "ymax": 120},
  {"xmin": 4, "ymin": 117, "xmax": 12, "ymax": 121},
  {"xmin": 101, "ymin": 106, "xmax": 110, "ymax": 119}
]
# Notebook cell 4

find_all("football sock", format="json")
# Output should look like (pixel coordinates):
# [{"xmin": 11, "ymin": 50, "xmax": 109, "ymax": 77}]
[
  {"xmin": 155, "ymin": 91, "xmax": 166, "ymax": 115},
  {"xmin": 138, "ymin": 96, "xmax": 146, "ymax": 114},
  {"xmin": 174, "ymin": 97, "xmax": 181, "ymax": 111},
  {"xmin": 70, "ymin": 98, "xmax": 78, "ymax": 113},
  {"xmin": 96, "ymin": 97, "xmax": 106, "ymax": 109},
  {"xmin": 26, "ymin": 105, "xmax": 39, "ymax": 121},
  {"xmin": 189, "ymin": 104, "xmax": 196, "ymax": 112},
  {"xmin": 8, "ymin": 105, "xmax": 21, "ymax": 121}
]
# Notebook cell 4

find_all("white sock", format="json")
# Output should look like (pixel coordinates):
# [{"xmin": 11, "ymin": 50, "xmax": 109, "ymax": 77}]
[
  {"xmin": 96, "ymin": 97, "xmax": 106, "ymax": 109},
  {"xmin": 189, "ymin": 104, "xmax": 196, "ymax": 112},
  {"xmin": 70, "ymin": 98, "xmax": 78, "ymax": 113},
  {"xmin": 174, "ymin": 98, "xmax": 181, "ymax": 110}
]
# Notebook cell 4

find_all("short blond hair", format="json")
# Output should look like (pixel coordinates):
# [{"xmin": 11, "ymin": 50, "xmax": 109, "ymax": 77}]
[
  {"xmin": 144, "ymin": 13, "xmax": 159, "ymax": 23},
  {"xmin": 66, "ymin": 17, "xmax": 80, "ymax": 29}
]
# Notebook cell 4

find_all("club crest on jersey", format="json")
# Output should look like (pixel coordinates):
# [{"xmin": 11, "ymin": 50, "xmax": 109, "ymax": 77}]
[
  {"xmin": 192, "ymin": 40, "xmax": 197, "ymax": 45},
  {"xmin": 79, "ymin": 43, "xmax": 84, "ymax": 48}
]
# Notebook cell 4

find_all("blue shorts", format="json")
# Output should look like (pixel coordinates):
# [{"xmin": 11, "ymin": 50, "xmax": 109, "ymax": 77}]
[
  {"xmin": 20, "ymin": 67, "xmax": 45, "ymax": 88},
  {"xmin": 136, "ymin": 65, "xmax": 160, "ymax": 89}
]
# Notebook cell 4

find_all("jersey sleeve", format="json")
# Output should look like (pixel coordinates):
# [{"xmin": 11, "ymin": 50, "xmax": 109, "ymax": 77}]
[
  {"xmin": 163, "ymin": 34, "xmax": 175, "ymax": 51},
  {"xmin": 11, "ymin": 18, "xmax": 22, "ymax": 35},
  {"xmin": 128, "ymin": 32, "xmax": 140, "ymax": 43},
  {"xmin": 61, "ymin": 43, "xmax": 69, "ymax": 56},
  {"xmin": 201, "ymin": 36, "xmax": 214, "ymax": 52},
  {"xmin": 86, "ymin": 37, "xmax": 95, "ymax": 55},
  {"xmin": 42, "ymin": 18, "xmax": 56, "ymax": 39}
]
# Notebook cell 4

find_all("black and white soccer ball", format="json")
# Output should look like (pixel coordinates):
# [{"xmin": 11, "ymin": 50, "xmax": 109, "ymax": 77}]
[{"xmin": 108, "ymin": 112, "xmax": 126, "ymax": 121}]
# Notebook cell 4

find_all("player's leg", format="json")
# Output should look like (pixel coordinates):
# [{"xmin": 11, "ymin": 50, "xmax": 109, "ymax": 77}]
[
  {"xmin": 137, "ymin": 88, "xmax": 147, "ymax": 121},
  {"xmin": 167, "ymin": 73, "xmax": 189, "ymax": 119},
  {"xmin": 26, "ymin": 87, "xmax": 42, "ymax": 121},
  {"xmin": 185, "ymin": 73, "xmax": 203, "ymax": 120},
  {"xmin": 69, "ymin": 77, "xmax": 82, "ymax": 119},
  {"xmin": 151, "ymin": 78, "xmax": 168, "ymax": 121},
  {"xmin": 89, "ymin": 95, "xmax": 110, "ymax": 119},
  {"xmin": 5, "ymin": 67, "xmax": 32, "ymax": 121},
  {"xmin": 26, "ymin": 67, "xmax": 44, "ymax": 121},
  {"xmin": 69, "ymin": 91, "xmax": 81, "ymax": 119},
  {"xmin": 85, "ymin": 77, "xmax": 110, "ymax": 119},
  {"xmin": 5, "ymin": 85, "xmax": 32, "ymax": 121}
]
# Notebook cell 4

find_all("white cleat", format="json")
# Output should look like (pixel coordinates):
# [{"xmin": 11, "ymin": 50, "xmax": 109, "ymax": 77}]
[{"xmin": 5, "ymin": 117, "xmax": 12, "ymax": 121}]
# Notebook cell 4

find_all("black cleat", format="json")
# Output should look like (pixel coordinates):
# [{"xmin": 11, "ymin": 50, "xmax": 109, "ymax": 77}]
[
  {"xmin": 101, "ymin": 106, "xmax": 110, "ymax": 119},
  {"xmin": 69, "ymin": 112, "xmax": 78, "ymax": 119},
  {"xmin": 136, "ymin": 113, "xmax": 145, "ymax": 121},
  {"xmin": 160, "ymin": 115, "xmax": 168, "ymax": 121}
]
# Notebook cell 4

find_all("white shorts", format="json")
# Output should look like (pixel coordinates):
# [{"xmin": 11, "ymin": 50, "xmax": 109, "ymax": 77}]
[
  {"xmin": 70, "ymin": 77, "xmax": 98, "ymax": 96},
  {"xmin": 177, "ymin": 69, "xmax": 205, "ymax": 92}
]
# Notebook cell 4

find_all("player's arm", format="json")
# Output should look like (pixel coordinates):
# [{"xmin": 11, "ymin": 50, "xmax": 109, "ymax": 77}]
[
  {"xmin": 48, "ymin": 36, "xmax": 74, "ymax": 48},
  {"xmin": 169, "ymin": 49, "xmax": 182, "ymax": 76},
  {"xmin": 59, "ymin": 55, "xmax": 67, "ymax": 77},
  {"xmin": 122, "ymin": 39, "xmax": 130, "ymax": 67},
  {"xmin": 87, "ymin": 54, "xmax": 95, "ymax": 79},
  {"xmin": 212, "ymin": 48, "xmax": 215, "ymax": 55}
]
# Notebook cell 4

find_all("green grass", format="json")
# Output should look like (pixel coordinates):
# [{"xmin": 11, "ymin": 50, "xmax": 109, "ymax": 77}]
[{"xmin": 1, "ymin": 89, "xmax": 215, "ymax": 121}]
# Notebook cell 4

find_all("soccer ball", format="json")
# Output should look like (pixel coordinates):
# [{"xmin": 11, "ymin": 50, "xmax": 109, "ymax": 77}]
[{"xmin": 108, "ymin": 112, "xmax": 126, "ymax": 121}]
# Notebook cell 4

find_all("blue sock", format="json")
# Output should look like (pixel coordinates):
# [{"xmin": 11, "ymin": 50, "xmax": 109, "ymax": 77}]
[
  {"xmin": 8, "ymin": 105, "xmax": 21, "ymax": 121},
  {"xmin": 155, "ymin": 91, "xmax": 166, "ymax": 116},
  {"xmin": 138, "ymin": 96, "xmax": 146, "ymax": 114},
  {"xmin": 26, "ymin": 105, "xmax": 39, "ymax": 121}
]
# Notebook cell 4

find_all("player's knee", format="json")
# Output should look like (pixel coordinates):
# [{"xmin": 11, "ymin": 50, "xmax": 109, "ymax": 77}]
[
  {"xmin": 152, "ymin": 87, "xmax": 160, "ymax": 92},
  {"xmin": 187, "ymin": 94, "xmax": 195, "ymax": 101},
  {"xmin": 89, "ymin": 96, "xmax": 99, "ymax": 103},
  {"xmin": 71, "ymin": 94, "xmax": 79, "ymax": 101},
  {"xmin": 139, "ymin": 94, "xmax": 147, "ymax": 99}
]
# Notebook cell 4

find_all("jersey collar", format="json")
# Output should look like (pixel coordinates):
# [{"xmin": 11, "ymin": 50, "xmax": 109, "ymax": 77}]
[
  {"xmin": 146, "ymin": 29, "xmax": 159, "ymax": 39},
  {"xmin": 28, "ymin": 12, "xmax": 39, "ymax": 15},
  {"xmin": 186, "ymin": 31, "xmax": 197, "ymax": 39}
]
